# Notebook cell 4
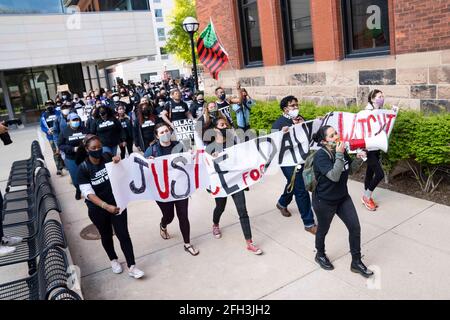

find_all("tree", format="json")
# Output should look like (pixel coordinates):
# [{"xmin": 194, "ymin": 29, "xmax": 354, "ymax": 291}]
[{"xmin": 164, "ymin": 0, "xmax": 199, "ymax": 65}]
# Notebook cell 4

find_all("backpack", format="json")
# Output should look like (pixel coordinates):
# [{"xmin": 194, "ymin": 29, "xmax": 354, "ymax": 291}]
[{"xmin": 302, "ymin": 148, "xmax": 333, "ymax": 193}]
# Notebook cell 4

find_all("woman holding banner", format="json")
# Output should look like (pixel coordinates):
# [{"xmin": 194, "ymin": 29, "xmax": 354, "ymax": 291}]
[
  {"xmin": 312, "ymin": 125, "xmax": 373, "ymax": 278},
  {"xmin": 77, "ymin": 134, "xmax": 145, "ymax": 279},
  {"xmin": 205, "ymin": 117, "xmax": 263, "ymax": 255},
  {"xmin": 144, "ymin": 123, "xmax": 199, "ymax": 256},
  {"xmin": 362, "ymin": 89, "xmax": 391, "ymax": 211}
]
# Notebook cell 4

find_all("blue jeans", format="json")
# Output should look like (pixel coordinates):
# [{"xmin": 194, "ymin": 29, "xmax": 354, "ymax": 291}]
[
  {"xmin": 64, "ymin": 158, "xmax": 79, "ymax": 191},
  {"xmin": 278, "ymin": 166, "xmax": 315, "ymax": 227},
  {"xmin": 102, "ymin": 146, "xmax": 118, "ymax": 156}
]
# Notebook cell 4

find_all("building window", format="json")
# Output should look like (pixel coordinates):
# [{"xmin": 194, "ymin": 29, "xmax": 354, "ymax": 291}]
[
  {"xmin": 155, "ymin": 8, "xmax": 163, "ymax": 22},
  {"xmin": 281, "ymin": 0, "xmax": 314, "ymax": 62},
  {"xmin": 237, "ymin": 0, "xmax": 263, "ymax": 67},
  {"xmin": 0, "ymin": 0, "xmax": 150, "ymax": 14},
  {"xmin": 157, "ymin": 28, "xmax": 166, "ymax": 41},
  {"xmin": 160, "ymin": 47, "xmax": 169, "ymax": 60},
  {"xmin": 342, "ymin": 0, "xmax": 390, "ymax": 57}
]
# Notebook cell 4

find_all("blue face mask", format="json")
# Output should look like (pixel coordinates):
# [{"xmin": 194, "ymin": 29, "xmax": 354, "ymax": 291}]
[{"xmin": 71, "ymin": 121, "xmax": 80, "ymax": 129}]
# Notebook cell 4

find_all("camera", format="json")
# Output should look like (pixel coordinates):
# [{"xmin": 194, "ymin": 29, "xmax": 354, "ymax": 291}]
[{"xmin": 0, "ymin": 119, "xmax": 22, "ymax": 146}]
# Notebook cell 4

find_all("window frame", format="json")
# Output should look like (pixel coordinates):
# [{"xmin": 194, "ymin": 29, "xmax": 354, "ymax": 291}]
[
  {"xmin": 342, "ymin": 0, "xmax": 391, "ymax": 58},
  {"xmin": 237, "ymin": 0, "xmax": 263, "ymax": 68},
  {"xmin": 280, "ymin": 0, "xmax": 315, "ymax": 64}
]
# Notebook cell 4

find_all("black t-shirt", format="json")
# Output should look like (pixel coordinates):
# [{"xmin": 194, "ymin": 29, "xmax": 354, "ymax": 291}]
[
  {"xmin": 140, "ymin": 118, "xmax": 156, "ymax": 144},
  {"xmin": 44, "ymin": 111, "xmax": 57, "ymax": 128},
  {"xmin": 94, "ymin": 117, "xmax": 124, "ymax": 147},
  {"xmin": 58, "ymin": 126, "xmax": 88, "ymax": 160},
  {"xmin": 313, "ymin": 148, "xmax": 352, "ymax": 203},
  {"xmin": 190, "ymin": 101, "xmax": 204, "ymax": 119},
  {"xmin": 165, "ymin": 100, "xmax": 189, "ymax": 121},
  {"xmin": 216, "ymin": 100, "xmax": 233, "ymax": 125},
  {"xmin": 119, "ymin": 117, "xmax": 133, "ymax": 140},
  {"xmin": 78, "ymin": 154, "xmax": 116, "ymax": 210}
]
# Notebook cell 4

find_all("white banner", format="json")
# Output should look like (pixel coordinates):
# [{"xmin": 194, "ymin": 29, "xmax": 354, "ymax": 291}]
[{"xmin": 106, "ymin": 110, "xmax": 397, "ymax": 208}]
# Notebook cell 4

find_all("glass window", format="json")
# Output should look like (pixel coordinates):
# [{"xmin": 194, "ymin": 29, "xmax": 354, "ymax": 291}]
[
  {"xmin": 238, "ymin": 0, "xmax": 263, "ymax": 66},
  {"xmin": 155, "ymin": 8, "xmax": 163, "ymax": 21},
  {"xmin": 0, "ymin": 0, "xmax": 62, "ymax": 14},
  {"xmin": 343, "ymin": 0, "xmax": 390, "ymax": 56},
  {"xmin": 0, "ymin": 0, "xmax": 150, "ymax": 14},
  {"xmin": 157, "ymin": 28, "xmax": 166, "ymax": 41},
  {"xmin": 281, "ymin": 0, "xmax": 314, "ymax": 62}
]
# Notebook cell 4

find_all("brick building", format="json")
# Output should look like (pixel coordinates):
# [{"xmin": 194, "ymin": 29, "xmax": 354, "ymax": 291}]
[{"xmin": 196, "ymin": 0, "xmax": 450, "ymax": 112}]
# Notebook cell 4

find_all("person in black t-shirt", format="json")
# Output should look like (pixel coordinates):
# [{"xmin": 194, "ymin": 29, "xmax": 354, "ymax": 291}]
[
  {"xmin": 271, "ymin": 96, "xmax": 317, "ymax": 235},
  {"xmin": 92, "ymin": 105, "xmax": 126, "ymax": 156},
  {"xmin": 143, "ymin": 123, "xmax": 199, "ymax": 256},
  {"xmin": 117, "ymin": 104, "xmax": 134, "ymax": 159},
  {"xmin": 206, "ymin": 117, "xmax": 262, "ymax": 255},
  {"xmin": 189, "ymin": 91, "xmax": 205, "ymax": 120},
  {"xmin": 311, "ymin": 125, "xmax": 373, "ymax": 278},
  {"xmin": 77, "ymin": 134, "xmax": 144, "ymax": 279},
  {"xmin": 214, "ymin": 85, "xmax": 242, "ymax": 127},
  {"xmin": 133, "ymin": 101, "xmax": 157, "ymax": 152},
  {"xmin": 161, "ymin": 88, "xmax": 193, "ymax": 129},
  {"xmin": 58, "ymin": 113, "xmax": 88, "ymax": 200}
]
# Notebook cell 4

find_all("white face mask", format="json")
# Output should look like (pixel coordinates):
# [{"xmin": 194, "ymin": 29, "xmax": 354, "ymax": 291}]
[
  {"xmin": 288, "ymin": 109, "xmax": 299, "ymax": 118},
  {"xmin": 113, "ymin": 96, "xmax": 120, "ymax": 102},
  {"xmin": 62, "ymin": 109, "xmax": 70, "ymax": 116}
]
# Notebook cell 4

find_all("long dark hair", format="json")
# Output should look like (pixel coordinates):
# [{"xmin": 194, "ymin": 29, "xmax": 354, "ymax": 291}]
[
  {"xmin": 137, "ymin": 101, "xmax": 156, "ymax": 126},
  {"xmin": 312, "ymin": 125, "xmax": 332, "ymax": 147}
]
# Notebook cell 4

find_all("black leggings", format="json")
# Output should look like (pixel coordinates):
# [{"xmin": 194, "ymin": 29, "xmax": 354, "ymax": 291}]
[
  {"xmin": 213, "ymin": 190, "xmax": 252, "ymax": 240},
  {"xmin": 364, "ymin": 151, "xmax": 384, "ymax": 192},
  {"xmin": 88, "ymin": 208, "xmax": 136, "ymax": 267},
  {"xmin": 120, "ymin": 139, "xmax": 134, "ymax": 159},
  {"xmin": 156, "ymin": 198, "xmax": 190, "ymax": 244},
  {"xmin": 312, "ymin": 195, "xmax": 361, "ymax": 260}
]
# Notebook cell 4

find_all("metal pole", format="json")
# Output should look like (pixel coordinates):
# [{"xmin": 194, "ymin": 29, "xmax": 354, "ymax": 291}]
[
  {"xmin": 189, "ymin": 32, "xmax": 199, "ymax": 92},
  {"xmin": 0, "ymin": 71, "xmax": 15, "ymax": 120}
]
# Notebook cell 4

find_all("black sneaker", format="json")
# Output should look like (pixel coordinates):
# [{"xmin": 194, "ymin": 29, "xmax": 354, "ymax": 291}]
[
  {"xmin": 75, "ymin": 189, "xmax": 81, "ymax": 200},
  {"xmin": 351, "ymin": 259, "xmax": 374, "ymax": 278},
  {"xmin": 315, "ymin": 253, "xmax": 334, "ymax": 270},
  {"xmin": 56, "ymin": 170, "xmax": 62, "ymax": 176}
]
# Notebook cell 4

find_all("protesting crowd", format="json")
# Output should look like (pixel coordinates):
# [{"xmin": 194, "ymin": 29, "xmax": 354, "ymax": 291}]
[{"xmin": 20, "ymin": 75, "xmax": 396, "ymax": 280}]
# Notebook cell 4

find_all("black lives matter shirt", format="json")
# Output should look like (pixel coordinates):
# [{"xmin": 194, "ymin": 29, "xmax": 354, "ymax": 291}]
[
  {"xmin": 165, "ymin": 100, "xmax": 189, "ymax": 121},
  {"xmin": 78, "ymin": 154, "xmax": 116, "ymax": 210}
]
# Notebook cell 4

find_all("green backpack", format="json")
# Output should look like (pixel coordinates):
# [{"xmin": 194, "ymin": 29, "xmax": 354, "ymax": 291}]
[{"xmin": 302, "ymin": 148, "xmax": 333, "ymax": 193}]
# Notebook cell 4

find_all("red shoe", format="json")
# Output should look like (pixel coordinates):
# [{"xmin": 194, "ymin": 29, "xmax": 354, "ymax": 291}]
[
  {"xmin": 361, "ymin": 196, "xmax": 376, "ymax": 211},
  {"xmin": 246, "ymin": 241, "xmax": 263, "ymax": 255},
  {"xmin": 370, "ymin": 198, "xmax": 379, "ymax": 208}
]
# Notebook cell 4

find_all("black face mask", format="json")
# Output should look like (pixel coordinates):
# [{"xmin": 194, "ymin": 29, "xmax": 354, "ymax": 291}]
[
  {"xmin": 47, "ymin": 106, "xmax": 54, "ymax": 113},
  {"xmin": 88, "ymin": 149, "xmax": 103, "ymax": 159},
  {"xmin": 100, "ymin": 111, "xmax": 107, "ymax": 117},
  {"xmin": 219, "ymin": 128, "xmax": 227, "ymax": 138},
  {"xmin": 219, "ymin": 93, "xmax": 226, "ymax": 101}
]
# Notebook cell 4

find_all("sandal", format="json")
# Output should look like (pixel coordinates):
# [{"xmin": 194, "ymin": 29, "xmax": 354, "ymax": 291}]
[
  {"xmin": 160, "ymin": 224, "xmax": 170, "ymax": 240},
  {"xmin": 184, "ymin": 244, "xmax": 199, "ymax": 256}
]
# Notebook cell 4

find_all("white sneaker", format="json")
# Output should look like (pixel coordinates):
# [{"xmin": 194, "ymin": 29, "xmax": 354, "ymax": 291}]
[
  {"xmin": 128, "ymin": 265, "xmax": 145, "ymax": 279},
  {"xmin": 0, "ymin": 245, "xmax": 16, "ymax": 257},
  {"xmin": 111, "ymin": 260, "xmax": 123, "ymax": 274},
  {"xmin": 2, "ymin": 236, "xmax": 23, "ymax": 246}
]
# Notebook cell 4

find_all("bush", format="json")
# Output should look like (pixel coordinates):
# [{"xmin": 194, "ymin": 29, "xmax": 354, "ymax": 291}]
[{"xmin": 247, "ymin": 99, "xmax": 450, "ymax": 193}]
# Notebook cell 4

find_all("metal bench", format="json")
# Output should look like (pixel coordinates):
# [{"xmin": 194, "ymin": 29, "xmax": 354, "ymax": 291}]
[
  {"xmin": 0, "ymin": 246, "xmax": 73, "ymax": 300},
  {"xmin": 0, "ymin": 219, "xmax": 67, "ymax": 273},
  {"xmin": 49, "ymin": 287, "xmax": 82, "ymax": 301}
]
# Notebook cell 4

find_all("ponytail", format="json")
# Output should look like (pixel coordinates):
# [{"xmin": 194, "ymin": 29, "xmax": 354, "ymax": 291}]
[{"xmin": 312, "ymin": 125, "xmax": 332, "ymax": 147}]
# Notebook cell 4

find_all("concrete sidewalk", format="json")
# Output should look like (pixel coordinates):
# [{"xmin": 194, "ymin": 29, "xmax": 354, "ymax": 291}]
[{"xmin": 2, "ymin": 126, "xmax": 449, "ymax": 299}]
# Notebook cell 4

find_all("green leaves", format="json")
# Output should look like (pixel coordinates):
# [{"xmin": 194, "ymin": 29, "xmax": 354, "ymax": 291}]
[{"xmin": 164, "ymin": 0, "xmax": 198, "ymax": 64}]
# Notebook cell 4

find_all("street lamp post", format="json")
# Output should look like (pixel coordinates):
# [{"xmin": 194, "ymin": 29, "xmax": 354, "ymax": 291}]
[{"xmin": 182, "ymin": 17, "xmax": 199, "ymax": 92}]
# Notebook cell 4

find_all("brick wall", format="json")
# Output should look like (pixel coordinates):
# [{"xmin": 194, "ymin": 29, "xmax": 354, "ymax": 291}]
[
  {"xmin": 196, "ymin": 0, "xmax": 243, "ymax": 69},
  {"xmin": 394, "ymin": 0, "xmax": 450, "ymax": 54}
]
